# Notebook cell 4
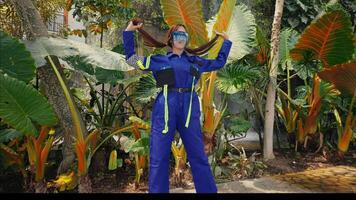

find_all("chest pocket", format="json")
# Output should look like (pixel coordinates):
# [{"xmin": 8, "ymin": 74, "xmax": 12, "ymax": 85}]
[{"xmin": 155, "ymin": 67, "xmax": 175, "ymax": 87}]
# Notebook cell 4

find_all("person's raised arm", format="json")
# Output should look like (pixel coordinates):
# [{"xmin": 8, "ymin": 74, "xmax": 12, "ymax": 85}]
[
  {"xmin": 193, "ymin": 31, "xmax": 232, "ymax": 72},
  {"xmin": 123, "ymin": 21, "xmax": 151, "ymax": 71}
]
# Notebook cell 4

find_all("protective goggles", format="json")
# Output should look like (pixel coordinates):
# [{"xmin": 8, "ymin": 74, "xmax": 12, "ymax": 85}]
[{"xmin": 172, "ymin": 31, "xmax": 189, "ymax": 42}]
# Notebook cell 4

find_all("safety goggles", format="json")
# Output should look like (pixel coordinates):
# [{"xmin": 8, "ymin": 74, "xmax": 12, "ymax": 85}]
[{"xmin": 172, "ymin": 31, "xmax": 189, "ymax": 43}]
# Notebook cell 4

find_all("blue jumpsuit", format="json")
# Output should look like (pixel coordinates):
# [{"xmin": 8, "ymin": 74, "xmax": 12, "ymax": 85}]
[{"xmin": 123, "ymin": 30, "xmax": 232, "ymax": 193}]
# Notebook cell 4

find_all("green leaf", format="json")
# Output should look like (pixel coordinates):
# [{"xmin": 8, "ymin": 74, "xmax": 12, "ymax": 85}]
[
  {"xmin": 117, "ymin": 74, "xmax": 145, "ymax": 87},
  {"xmin": 63, "ymin": 55, "xmax": 124, "ymax": 85},
  {"xmin": 0, "ymin": 31, "xmax": 36, "ymax": 83},
  {"xmin": 279, "ymin": 28, "xmax": 300, "ymax": 67},
  {"xmin": 0, "ymin": 129, "xmax": 24, "ymax": 143},
  {"xmin": 207, "ymin": 3, "xmax": 256, "ymax": 60},
  {"xmin": 224, "ymin": 3, "xmax": 257, "ymax": 60},
  {"xmin": 0, "ymin": 74, "xmax": 58, "ymax": 136},
  {"xmin": 216, "ymin": 63, "xmax": 259, "ymax": 94},
  {"xmin": 227, "ymin": 116, "xmax": 252, "ymax": 137},
  {"xmin": 95, "ymin": 67, "xmax": 124, "ymax": 85},
  {"xmin": 132, "ymin": 73, "xmax": 160, "ymax": 104},
  {"xmin": 64, "ymin": 55, "xmax": 95, "ymax": 75},
  {"xmin": 23, "ymin": 37, "xmax": 133, "ymax": 71},
  {"xmin": 108, "ymin": 150, "xmax": 117, "ymax": 170},
  {"xmin": 290, "ymin": 10, "xmax": 354, "ymax": 67},
  {"xmin": 123, "ymin": 136, "xmax": 149, "ymax": 156},
  {"xmin": 117, "ymin": 158, "xmax": 123, "ymax": 168}
]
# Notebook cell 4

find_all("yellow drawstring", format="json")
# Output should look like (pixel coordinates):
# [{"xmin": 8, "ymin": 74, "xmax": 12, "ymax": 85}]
[
  {"xmin": 185, "ymin": 76, "xmax": 195, "ymax": 128},
  {"xmin": 162, "ymin": 84, "xmax": 169, "ymax": 134}
]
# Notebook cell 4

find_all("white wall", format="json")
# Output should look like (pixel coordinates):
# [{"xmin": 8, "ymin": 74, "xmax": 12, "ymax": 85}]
[{"xmin": 67, "ymin": 9, "xmax": 86, "ymax": 43}]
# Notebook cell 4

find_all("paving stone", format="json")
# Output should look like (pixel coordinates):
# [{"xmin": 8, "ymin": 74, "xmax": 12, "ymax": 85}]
[{"xmin": 171, "ymin": 165, "xmax": 355, "ymax": 193}]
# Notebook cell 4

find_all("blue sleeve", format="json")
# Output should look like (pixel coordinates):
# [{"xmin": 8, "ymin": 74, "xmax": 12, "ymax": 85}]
[
  {"xmin": 123, "ymin": 31, "xmax": 136, "ymax": 60},
  {"xmin": 194, "ymin": 39, "xmax": 232, "ymax": 73},
  {"xmin": 122, "ymin": 31, "xmax": 151, "ymax": 71}
]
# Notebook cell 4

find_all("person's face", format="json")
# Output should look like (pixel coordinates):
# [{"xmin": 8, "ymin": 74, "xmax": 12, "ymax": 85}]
[{"xmin": 172, "ymin": 26, "xmax": 188, "ymax": 50}]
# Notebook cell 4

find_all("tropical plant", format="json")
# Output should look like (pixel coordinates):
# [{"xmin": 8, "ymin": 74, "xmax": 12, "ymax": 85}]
[
  {"xmin": 226, "ymin": 148, "xmax": 267, "ymax": 179},
  {"xmin": 216, "ymin": 62, "xmax": 260, "ymax": 95},
  {"xmin": 318, "ymin": 62, "xmax": 356, "ymax": 155},
  {"xmin": 123, "ymin": 116, "xmax": 150, "ymax": 187},
  {"xmin": 282, "ymin": 0, "xmax": 329, "ymax": 32},
  {"xmin": 0, "ymin": 31, "xmax": 59, "ymax": 192},
  {"xmin": 45, "ymin": 55, "xmax": 97, "ymax": 192},
  {"xmin": 289, "ymin": 8, "xmax": 355, "ymax": 154},
  {"xmin": 0, "ymin": 31, "xmax": 36, "ymax": 83},
  {"xmin": 290, "ymin": 10, "xmax": 354, "ymax": 68},
  {"xmin": 26, "ymin": 126, "xmax": 55, "ymax": 192},
  {"xmin": 86, "ymin": 116, "xmax": 150, "ymax": 187},
  {"xmin": 200, "ymin": 0, "xmax": 238, "ymax": 155}
]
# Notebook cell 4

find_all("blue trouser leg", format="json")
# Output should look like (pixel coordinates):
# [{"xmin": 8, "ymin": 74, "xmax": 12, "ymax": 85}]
[
  {"xmin": 148, "ymin": 92, "xmax": 217, "ymax": 193},
  {"xmin": 177, "ymin": 94, "xmax": 218, "ymax": 193},
  {"xmin": 148, "ymin": 94, "xmax": 176, "ymax": 193}
]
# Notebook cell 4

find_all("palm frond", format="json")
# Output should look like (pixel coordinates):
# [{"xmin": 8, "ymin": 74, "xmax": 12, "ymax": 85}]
[{"xmin": 216, "ymin": 62, "xmax": 260, "ymax": 94}]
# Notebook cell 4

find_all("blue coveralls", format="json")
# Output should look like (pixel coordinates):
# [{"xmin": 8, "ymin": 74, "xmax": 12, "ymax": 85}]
[{"xmin": 123, "ymin": 30, "xmax": 232, "ymax": 193}]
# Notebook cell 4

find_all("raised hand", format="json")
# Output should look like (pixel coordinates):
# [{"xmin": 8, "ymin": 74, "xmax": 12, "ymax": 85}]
[
  {"xmin": 214, "ymin": 30, "xmax": 229, "ymax": 40},
  {"xmin": 125, "ymin": 21, "xmax": 143, "ymax": 31}
]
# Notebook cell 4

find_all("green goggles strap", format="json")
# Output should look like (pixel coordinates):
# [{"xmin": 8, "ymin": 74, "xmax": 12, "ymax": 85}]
[
  {"xmin": 162, "ymin": 84, "xmax": 169, "ymax": 134},
  {"xmin": 185, "ymin": 76, "xmax": 195, "ymax": 128}
]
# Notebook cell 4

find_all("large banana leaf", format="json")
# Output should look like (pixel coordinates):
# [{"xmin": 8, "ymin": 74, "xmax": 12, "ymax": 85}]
[
  {"xmin": 23, "ymin": 36, "xmax": 133, "ymax": 71},
  {"xmin": 201, "ymin": 0, "xmax": 237, "ymax": 136},
  {"xmin": 0, "ymin": 74, "xmax": 58, "ymax": 136},
  {"xmin": 0, "ymin": 31, "xmax": 36, "ymax": 83},
  {"xmin": 278, "ymin": 28, "xmax": 300, "ymax": 67},
  {"xmin": 207, "ymin": 3, "xmax": 256, "ymax": 60},
  {"xmin": 318, "ymin": 62, "xmax": 356, "ymax": 96},
  {"xmin": 290, "ymin": 10, "xmax": 354, "ymax": 67},
  {"xmin": 207, "ymin": 0, "xmax": 237, "ymax": 59},
  {"xmin": 160, "ymin": 0, "xmax": 208, "ymax": 47}
]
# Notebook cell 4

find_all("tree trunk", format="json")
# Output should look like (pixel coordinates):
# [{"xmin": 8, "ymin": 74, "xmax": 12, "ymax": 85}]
[
  {"xmin": 263, "ymin": 0, "xmax": 284, "ymax": 161},
  {"xmin": 9, "ymin": 0, "xmax": 87, "ymax": 174}
]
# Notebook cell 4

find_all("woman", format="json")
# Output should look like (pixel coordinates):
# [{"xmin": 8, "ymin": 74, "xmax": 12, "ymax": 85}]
[{"xmin": 123, "ymin": 19, "xmax": 232, "ymax": 193}]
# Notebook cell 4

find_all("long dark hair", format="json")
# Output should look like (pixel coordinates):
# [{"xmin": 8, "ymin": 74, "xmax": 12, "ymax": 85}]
[{"xmin": 132, "ymin": 18, "xmax": 219, "ymax": 55}]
